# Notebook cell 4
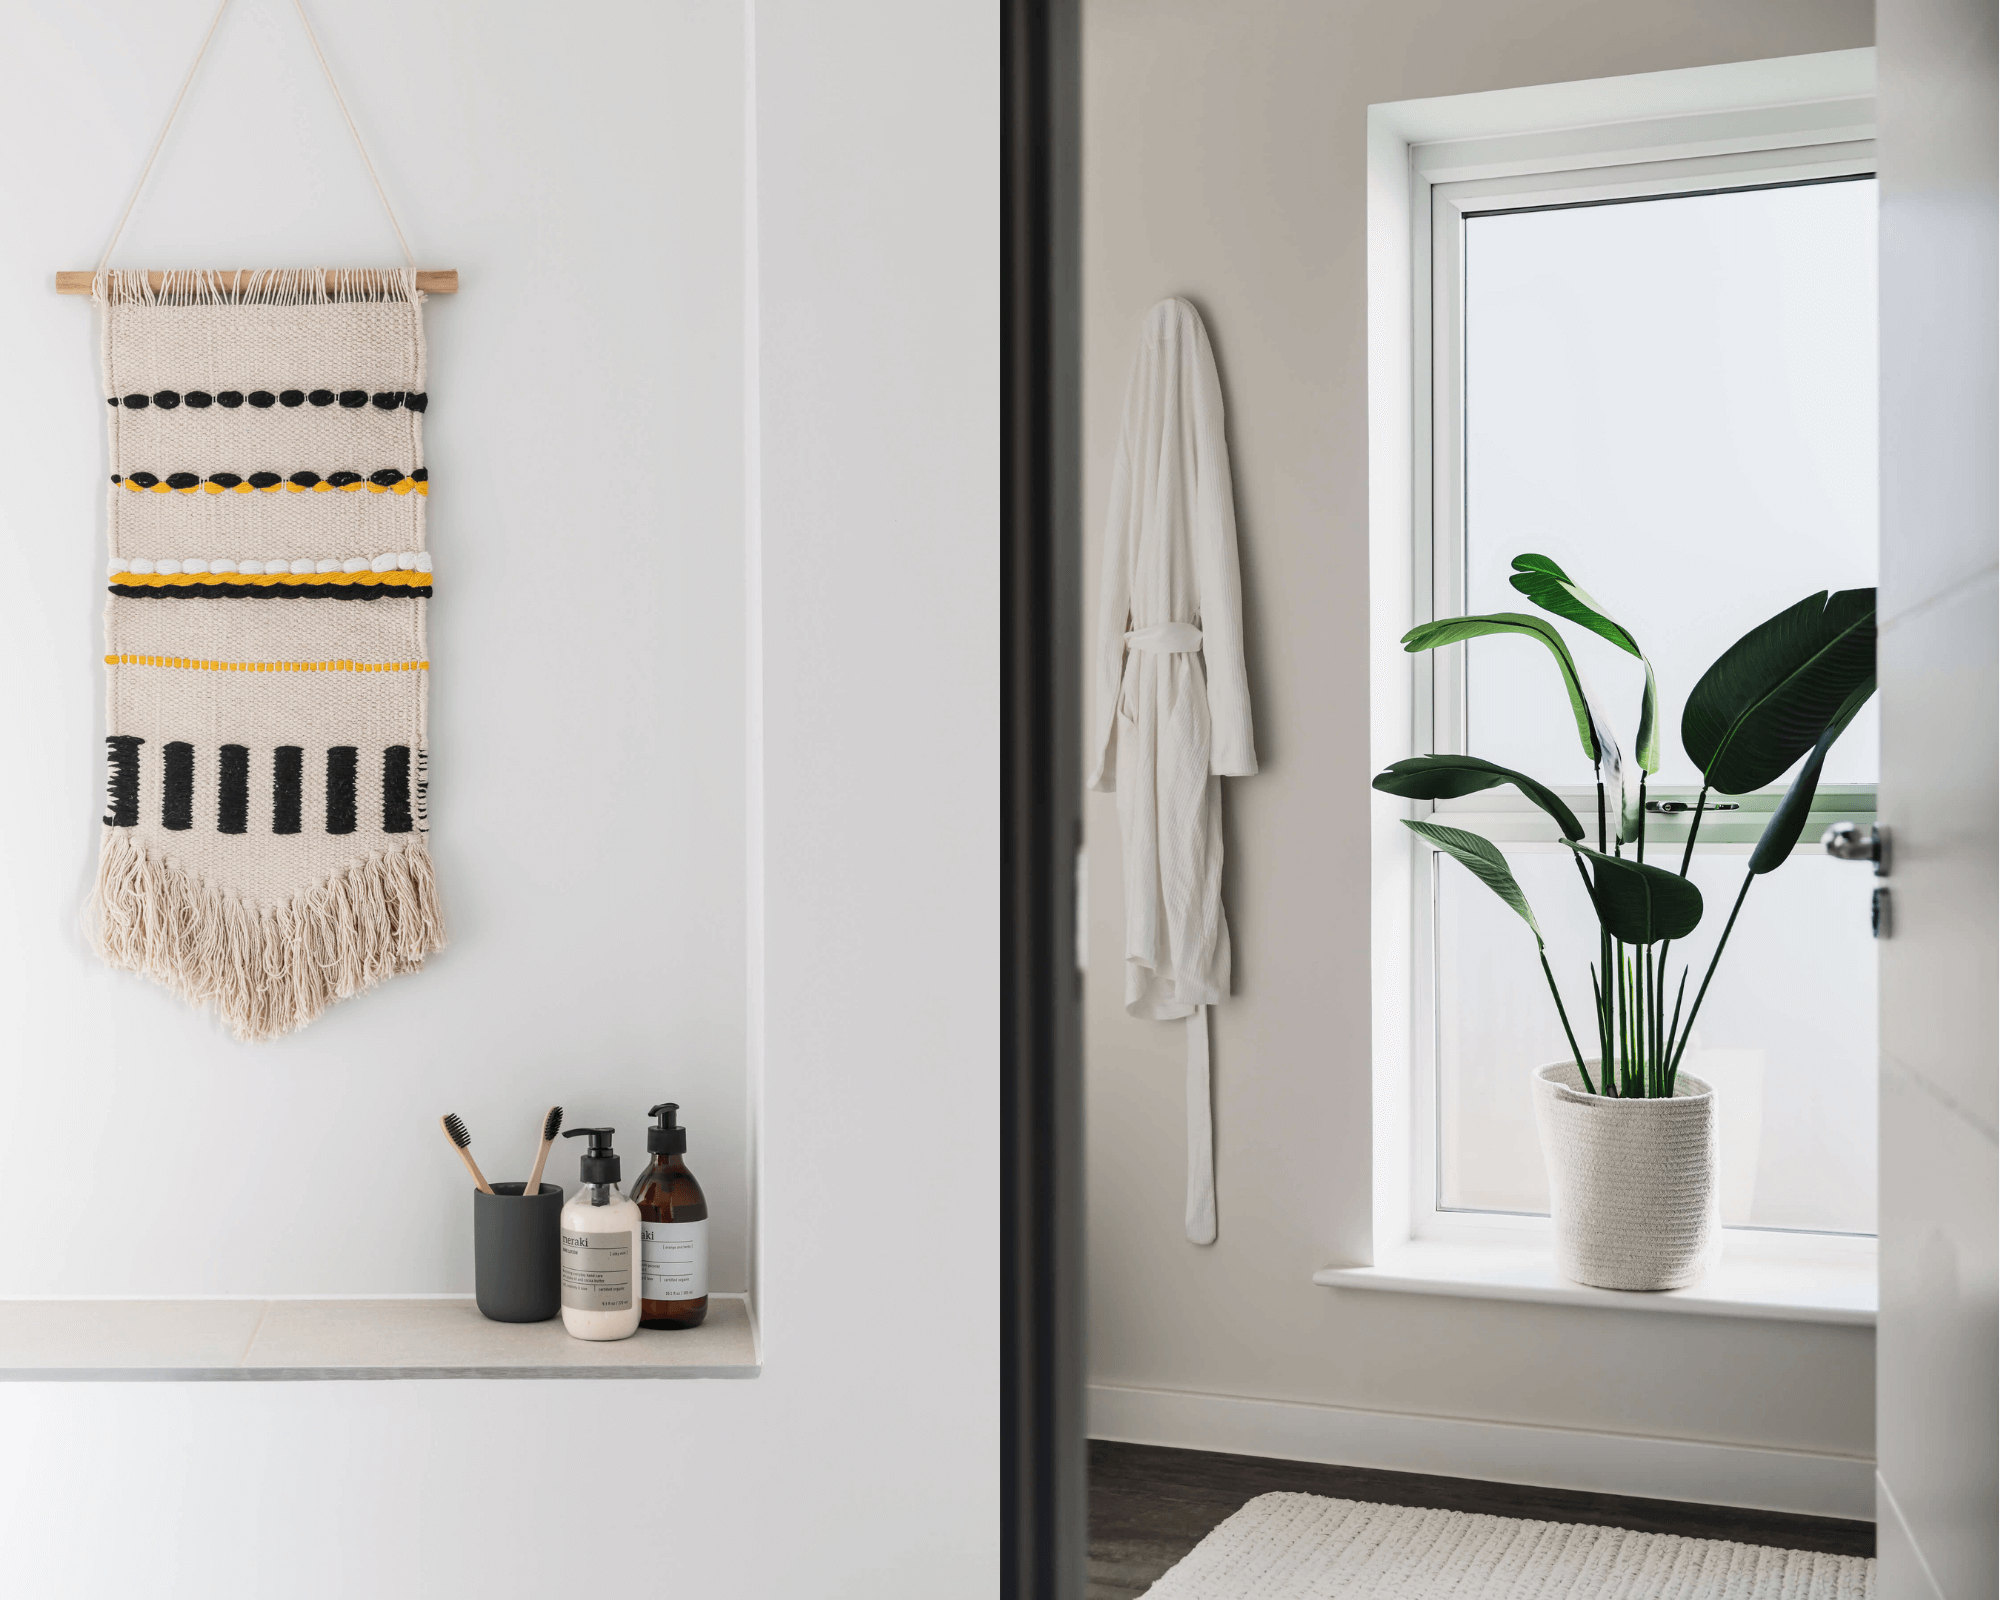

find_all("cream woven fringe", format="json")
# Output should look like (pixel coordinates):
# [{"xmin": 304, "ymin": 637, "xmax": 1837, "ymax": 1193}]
[
  {"xmin": 94, "ymin": 267, "xmax": 421, "ymax": 307},
  {"xmin": 93, "ymin": 833, "xmax": 442, "ymax": 1042}
]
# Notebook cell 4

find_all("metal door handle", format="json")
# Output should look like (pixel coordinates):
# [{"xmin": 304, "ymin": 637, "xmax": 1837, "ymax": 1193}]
[{"xmin": 1822, "ymin": 821, "xmax": 1889, "ymax": 877}]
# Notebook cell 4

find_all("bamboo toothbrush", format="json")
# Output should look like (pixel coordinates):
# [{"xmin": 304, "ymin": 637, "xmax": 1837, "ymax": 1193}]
[
  {"xmin": 440, "ymin": 1112, "xmax": 494, "ymax": 1194},
  {"xmin": 523, "ymin": 1105, "xmax": 563, "ymax": 1197}
]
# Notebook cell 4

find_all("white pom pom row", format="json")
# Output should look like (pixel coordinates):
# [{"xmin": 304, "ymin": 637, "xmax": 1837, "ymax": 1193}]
[{"xmin": 111, "ymin": 553, "xmax": 432, "ymax": 578}]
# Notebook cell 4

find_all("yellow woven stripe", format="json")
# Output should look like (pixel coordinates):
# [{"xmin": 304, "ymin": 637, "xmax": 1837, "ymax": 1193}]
[
  {"xmin": 110, "ymin": 570, "xmax": 429, "ymax": 589},
  {"xmin": 104, "ymin": 655, "xmax": 429, "ymax": 673},
  {"xmin": 121, "ymin": 479, "xmax": 427, "ymax": 496}
]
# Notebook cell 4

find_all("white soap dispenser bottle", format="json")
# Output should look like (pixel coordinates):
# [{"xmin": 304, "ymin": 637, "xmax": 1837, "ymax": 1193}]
[{"xmin": 557, "ymin": 1127, "xmax": 641, "ymax": 1340}]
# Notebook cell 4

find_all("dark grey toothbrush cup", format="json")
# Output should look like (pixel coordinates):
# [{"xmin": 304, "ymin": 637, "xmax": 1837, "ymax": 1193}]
[{"xmin": 473, "ymin": 1182, "xmax": 564, "ymax": 1322}]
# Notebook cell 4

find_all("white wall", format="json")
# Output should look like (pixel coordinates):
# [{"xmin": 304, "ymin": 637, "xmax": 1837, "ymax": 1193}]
[
  {"xmin": 0, "ymin": 2, "xmax": 998, "ymax": 1596},
  {"xmin": 1082, "ymin": 0, "xmax": 1879, "ymax": 1483}
]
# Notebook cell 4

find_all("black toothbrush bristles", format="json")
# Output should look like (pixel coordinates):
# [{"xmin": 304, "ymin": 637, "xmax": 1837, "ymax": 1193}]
[
  {"xmin": 444, "ymin": 1112, "xmax": 471, "ymax": 1149},
  {"xmin": 543, "ymin": 1105, "xmax": 563, "ymax": 1142}
]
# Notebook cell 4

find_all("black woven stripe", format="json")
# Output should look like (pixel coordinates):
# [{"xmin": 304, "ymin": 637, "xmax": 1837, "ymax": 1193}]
[
  {"xmin": 326, "ymin": 747, "xmax": 358, "ymax": 835},
  {"xmin": 383, "ymin": 745, "xmax": 414, "ymax": 834},
  {"xmin": 217, "ymin": 745, "xmax": 249, "ymax": 834},
  {"xmin": 111, "ymin": 468, "xmax": 426, "ymax": 490},
  {"xmin": 163, "ymin": 742, "xmax": 194, "ymax": 831},
  {"xmin": 111, "ymin": 389, "xmax": 429, "ymax": 412},
  {"xmin": 273, "ymin": 747, "xmax": 303, "ymax": 835},
  {"xmin": 103, "ymin": 736, "xmax": 142, "ymax": 827},
  {"xmin": 109, "ymin": 583, "xmax": 432, "ymax": 600}
]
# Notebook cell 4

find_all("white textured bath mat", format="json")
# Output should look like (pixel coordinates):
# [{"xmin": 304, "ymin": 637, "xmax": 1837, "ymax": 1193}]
[{"xmin": 1143, "ymin": 1493, "xmax": 1873, "ymax": 1599}]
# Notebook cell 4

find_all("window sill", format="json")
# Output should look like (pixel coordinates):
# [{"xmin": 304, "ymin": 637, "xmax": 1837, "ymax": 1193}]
[
  {"xmin": 1314, "ymin": 1234, "xmax": 1875, "ymax": 1326},
  {"xmin": 0, "ymin": 1294, "xmax": 760, "ymax": 1380}
]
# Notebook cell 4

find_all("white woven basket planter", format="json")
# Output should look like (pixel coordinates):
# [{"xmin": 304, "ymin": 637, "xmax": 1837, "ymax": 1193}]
[{"xmin": 1531, "ymin": 1060, "xmax": 1719, "ymax": 1291}]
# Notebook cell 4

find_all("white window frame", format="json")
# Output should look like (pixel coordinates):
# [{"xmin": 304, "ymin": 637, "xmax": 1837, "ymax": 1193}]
[{"xmin": 1349, "ymin": 55, "xmax": 1881, "ymax": 1319}]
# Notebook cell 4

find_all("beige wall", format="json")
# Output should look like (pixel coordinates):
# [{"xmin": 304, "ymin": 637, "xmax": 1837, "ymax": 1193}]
[{"xmin": 1083, "ymin": 0, "xmax": 1878, "ymax": 1460}]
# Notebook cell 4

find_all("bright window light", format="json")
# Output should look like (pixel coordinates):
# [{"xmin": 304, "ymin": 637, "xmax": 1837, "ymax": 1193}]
[{"xmin": 1462, "ymin": 178, "xmax": 1879, "ymax": 790}]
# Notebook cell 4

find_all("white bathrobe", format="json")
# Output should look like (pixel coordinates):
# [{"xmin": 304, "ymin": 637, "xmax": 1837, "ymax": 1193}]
[{"xmin": 1089, "ymin": 297, "xmax": 1257, "ymax": 1245}]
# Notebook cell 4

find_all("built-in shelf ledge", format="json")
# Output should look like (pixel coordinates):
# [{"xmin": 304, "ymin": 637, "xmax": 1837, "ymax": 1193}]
[
  {"xmin": 0, "ymin": 1294, "xmax": 759, "ymax": 1380},
  {"xmin": 1315, "ymin": 1237, "xmax": 1875, "ymax": 1326}
]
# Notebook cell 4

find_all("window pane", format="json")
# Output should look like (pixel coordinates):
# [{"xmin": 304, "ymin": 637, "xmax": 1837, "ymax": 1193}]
[
  {"xmin": 1436, "ymin": 847, "xmax": 1878, "ymax": 1234},
  {"xmin": 1460, "ymin": 178, "xmax": 1879, "ymax": 789}
]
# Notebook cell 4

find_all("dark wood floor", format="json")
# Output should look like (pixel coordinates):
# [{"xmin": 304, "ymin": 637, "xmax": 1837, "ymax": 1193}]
[{"xmin": 1088, "ymin": 1440, "xmax": 1875, "ymax": 1599}]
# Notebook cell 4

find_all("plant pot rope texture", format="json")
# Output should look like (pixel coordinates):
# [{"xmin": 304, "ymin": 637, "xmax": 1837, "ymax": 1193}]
[{"xmin": 1532, "ymin": 1060, "xmax": 1718, "ymax": 1291}]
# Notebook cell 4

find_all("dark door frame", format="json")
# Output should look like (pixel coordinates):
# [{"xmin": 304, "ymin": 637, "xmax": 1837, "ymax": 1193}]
[{"xmin": 1002, "ymin": 3, "xmax": 1085, "ymax": 1596}]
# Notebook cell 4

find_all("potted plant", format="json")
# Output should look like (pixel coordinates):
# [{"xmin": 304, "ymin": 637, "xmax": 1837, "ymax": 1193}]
[{"xmin": 1375, "ymin": 556, "xmax": 1876, "ymax": 1290}]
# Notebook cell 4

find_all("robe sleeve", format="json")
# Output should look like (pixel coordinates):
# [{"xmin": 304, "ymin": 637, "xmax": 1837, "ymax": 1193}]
[
  {"xmin": 1188, "ymin": 313, "xmax": 1257, "ymax": 777},
  {"xmin": 1086, "ymin": 373, "xmax": 1140, "ymax": 794}
]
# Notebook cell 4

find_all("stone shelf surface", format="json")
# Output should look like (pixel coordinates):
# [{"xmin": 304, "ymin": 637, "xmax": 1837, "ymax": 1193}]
[{"xmin": 0, "ymin": 1293, "xmax": 758, "ymax": 1380}]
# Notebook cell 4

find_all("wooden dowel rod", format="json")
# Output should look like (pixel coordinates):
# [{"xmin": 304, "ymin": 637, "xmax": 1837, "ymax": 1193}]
[{"xmin": 55, "ymin": 270, "xmax": 459, "ymax": 296}]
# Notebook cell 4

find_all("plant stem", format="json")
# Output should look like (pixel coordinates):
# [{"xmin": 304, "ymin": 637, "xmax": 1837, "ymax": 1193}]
[
  {"xmin": 1541, "ymin": 950, "xmax": 1593, "ymax": 1094},
  {"xmin": 1590, "ymin": 963, "xmax": 1609, "ymax": 1097},
  {"xmin": 1676, "ymin": 785, "xmax": 1710, "ymax": 878},
  {"xmin": 1636, "ymin": 776, "xmax": 1647, "ymax": 866},
  {"xmin": 1650, "ymin": 786, "xmax": 1710, "ymax": 1067},
  {"xmin": 1599, "ymin": 926, "xmax": 1614, "ymax": 1096},
  {"xmin": 1665, "ymin": 966, "xmax": 1688, "ymax": 1073},
  {"xmin": 1611, "ymin": 947, "xmax": 1623, "ymax": 1096},
  {"xmin": 1595, "ymin": 776, "xmax": 1608, "ymax": 855},
  {"xmin": 1618, "ymin": 944, "xmax": 1632, "ymax": 1096},
  {"xmin": 1644, "ymin": 942, "xmax": 1656, "ymax": 1095},
  {"xmin": 1655, "ymin": 943, "xmax": 1670, "ymax": 1093},
  {"xmin": 1668, "ymin": 872, "xmax": 1755, "ymax": 1089},
  {"xmin": 1628, "ymin": 948, "xmax": 1642, "ymax": 1096}
]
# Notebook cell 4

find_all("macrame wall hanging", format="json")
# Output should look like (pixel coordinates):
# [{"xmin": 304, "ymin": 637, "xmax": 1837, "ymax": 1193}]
[{"xmin": 69, "ymin": 0, "xmax": 458, "ymax": 1041}]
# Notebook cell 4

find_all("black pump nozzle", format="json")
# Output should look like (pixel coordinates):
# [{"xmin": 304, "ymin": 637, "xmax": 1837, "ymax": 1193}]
[
  {"xmin": 647, "ymin": 1102, "xmax": 688, "ymax": 1156},
  {"xmin": 562, "ymin": 1126, "xmax": 621, "ymax": 1185}
]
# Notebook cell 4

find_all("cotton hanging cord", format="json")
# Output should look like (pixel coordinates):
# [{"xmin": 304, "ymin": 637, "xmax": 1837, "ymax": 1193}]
[
  {"xmin": 94, "ymin": 0, "xmax": 230, "ymax": 275},
  {"xmin": 95, "ymin": 0, "xmax": 416, "ymax": 273},
  {"xmin": 287, "ymin": 0, "xmax": 417, "ymax": 267}
]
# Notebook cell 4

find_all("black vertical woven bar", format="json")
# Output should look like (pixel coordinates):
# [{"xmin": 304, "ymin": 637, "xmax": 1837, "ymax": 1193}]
[
  {"xmin": 217, "ymin": 744, "xmax": 249, "ymax": 834},
  {"xmin": 325, "ymin": 746, "xmax": 358, "ymax": 835},
  {"xmin": 382, "ymin": 745, "xmax": 414, "ymax": 833},
  {"xmin": 162, "ymin": 741, "xmax": 194, "ymax": 831},
  {"xmin": 272, "ymin": 745, "xmax": 303, "ymax": 834},
  {"xmin": 103, "ymin": 735, "xmax": 142, "ymax": 827}
]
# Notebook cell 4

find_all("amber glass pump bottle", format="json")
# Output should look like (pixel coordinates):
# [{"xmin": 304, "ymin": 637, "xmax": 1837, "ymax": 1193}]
[{"xmin": 632, "ymin": 1102, "xmax": 709, "ymax": 1329}]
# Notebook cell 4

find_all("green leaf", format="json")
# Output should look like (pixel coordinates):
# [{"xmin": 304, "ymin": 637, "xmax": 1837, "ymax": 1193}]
[
  {"xmin": 1401, "ymin": 611, "xmax": 1633, "ymax": 837},
  {"xmin": 1509, "ymin": 554, "xmax": 1660, "ymax": 774},
  {"xmin": 1682, "ymin": 588, "xmax": 1876, "ymax": 794},
  {"xmin": 1373, "ymin": 755, "xmax": 1585, "ymax": 840},
  {"xmin": 1748, "ymin": 675, "xmax": 1877, "ymax": 875},
  {"xmin": 1565, "ymin": 842, "xmax": 1705, "ymax": 943},
  {"xmin": 1404, "ymin": 820, "xmax": 1543, "ymax": 946},
  {"xmin": 1402, "ymin": 612, "xmax": 1609, "ymax": 766}
]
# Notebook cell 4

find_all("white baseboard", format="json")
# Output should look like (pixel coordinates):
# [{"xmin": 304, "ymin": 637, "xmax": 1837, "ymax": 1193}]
[{"xmin": 1089, "ymin": 1382, "xmax": 1875, "ymax": 1522}]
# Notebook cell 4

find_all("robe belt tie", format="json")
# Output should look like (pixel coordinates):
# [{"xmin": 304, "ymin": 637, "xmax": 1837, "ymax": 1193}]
[{"xmin": 1124, "ymin": 622, "xmax": 1204, "ymax": 653}]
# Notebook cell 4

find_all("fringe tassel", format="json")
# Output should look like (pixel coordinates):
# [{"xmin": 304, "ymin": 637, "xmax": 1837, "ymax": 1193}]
[
  {"xmin": 88, "ymin": 833, "xmax": 446, "ymax": 1043},
  {"xmin": 91, "ymin": 267, "xmax": 420, "ymax": 308}
]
